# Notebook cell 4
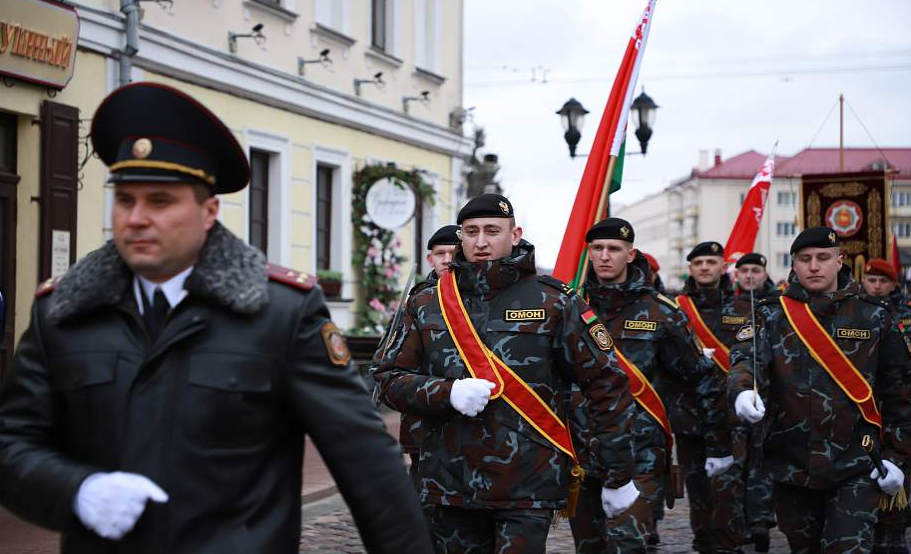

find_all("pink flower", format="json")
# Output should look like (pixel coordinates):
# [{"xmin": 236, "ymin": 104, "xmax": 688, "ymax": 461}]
[
  {"xmin": 367, "ymin": 246, "xmax": 378, "ymax": 257},
  {"xmin": 385, "ymin": 267, "xmax": 395, "ymax": 278},
  {"xmin": 369, "ymin": 298, "xmax": 386, "ymax": 312}
]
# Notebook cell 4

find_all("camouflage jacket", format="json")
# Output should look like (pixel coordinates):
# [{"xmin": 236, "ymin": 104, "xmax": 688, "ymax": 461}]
[
  {"xmin": 375, "ymin": 241, "xmax": 635, "ymax": 509},
  {"xmin": 663, "ymin": 275, "xmax": 739, "ymax": 436},
  {"xmin": 728, "ymin": 271, "xmax": 911, "ymax": 489},
  {"xmin": 885, "ymin": 289, "xmax": 911, "ymax": 337},
  {"xmin": 398, "ymin": 271, "xmax": 438, "ymax": 455},
  {"xmin": 574, "ymin": 256, "xmax": 723, "ymax": 474}
]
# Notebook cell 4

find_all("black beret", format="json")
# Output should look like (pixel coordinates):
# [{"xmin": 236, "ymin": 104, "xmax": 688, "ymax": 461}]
[
  {"xmin": 735, "ymin": 252, "xmax": 767, "ymax": 268},
  {"xmin": 91, "ymin": 82, "xmax": 250, "ymax": 194},
  {"xmin": 457, "ymin": 194, "xmax": 514, "ymax": 224},
  {"xmin": 427, "ymin": 225, "xmax": 461, "ymax": 249},
  {"xmin": 686, "ymin": 241, "xmax": 724, "ymax": 261},
  {"xmin": 790, "ymin": 226, "xmax": 840, "ymax": 255},
  {"xmin": 585, "ymin": 218, "xmax": 635, "ymax": 243}
]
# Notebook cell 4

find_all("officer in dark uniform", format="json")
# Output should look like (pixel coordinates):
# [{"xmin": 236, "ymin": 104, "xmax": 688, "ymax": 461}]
[
  {"xmin": 730, "ymin": 227, "xmax": 911, "ymax": 553},
  {"xmin": 729, "ymin": 252, "xmax": 779, "ymax": 552},
  {"xmin": 0, "ymin": 82, "xmax": 431, "ymax": 554},
  {"xmin": 568, "ymin": 218, "xmax": 727, "ymax": 553},
  {"xmin": 394, "ymin": 224, "xmax": 461, "ymax": 484},
  {"xmin": 862, "ymin": 258, "xmax": 911, "ymax": 554},
  {"xmin": 375, "ymin": 194, "xmax": 637, "ymax": 553},
  {"xmin": 671, "ymin": 241, "xmax": 741, "ymax": 554}
]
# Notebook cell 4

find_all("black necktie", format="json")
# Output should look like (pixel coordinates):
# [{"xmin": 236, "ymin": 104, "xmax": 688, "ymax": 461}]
[{"xmin": 143, "ymin": 288, "xmax": 170, "ymax": 341}]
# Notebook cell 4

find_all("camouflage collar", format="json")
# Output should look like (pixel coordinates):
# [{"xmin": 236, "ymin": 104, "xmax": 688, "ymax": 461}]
[
  {"xmin": 583, "ymin": 263, "xmax": 651, "ymax": 313},
  {"xmin": 450, "ymin": 240, "xmax": 537, "ymax": 296},
  {"xmin": 683, "ymin": 274, "xmax": 734, "ymax": 306},
  {"xmin": 783, "ymin": 267, "xmax": 861, "ymax": 305}
]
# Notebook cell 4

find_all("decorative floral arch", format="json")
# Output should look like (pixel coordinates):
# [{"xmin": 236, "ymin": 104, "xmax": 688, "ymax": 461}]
[{"xmin": 351, "ymin": 164, "xmax": 435, "ymax": 334}]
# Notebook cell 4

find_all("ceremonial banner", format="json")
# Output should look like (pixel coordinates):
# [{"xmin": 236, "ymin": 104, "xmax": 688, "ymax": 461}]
[
  {"xmin": 800, "ymin": 170, "xmax": 890, "ymax": 278},
  {"xmin": 553, "ymin": 0, "xmax": 657, "ymax": 288},
  {"xmin": 725, "ymin": 155, "xmax": 774, "ymax": 265}
]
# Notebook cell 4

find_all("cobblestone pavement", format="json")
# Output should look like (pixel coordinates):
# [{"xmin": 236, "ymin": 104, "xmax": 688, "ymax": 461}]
[{"xmin": 299, "ymin": 493, "xmax": 791, "ymax": 553}]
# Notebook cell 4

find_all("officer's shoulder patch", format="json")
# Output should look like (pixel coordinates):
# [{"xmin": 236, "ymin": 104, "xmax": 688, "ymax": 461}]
[
  {"xmin": 35, "ymin": 276, "xmax": 63, "ymax": 298},
  {"xmin": 858, "ymin": 294, "xmax": 890, "ymax": 309},
  {"xmin": 654, "ymin": 292, "xmax": 679, "ymax": 310},
  {"xmin": 538, "ymin": 275, "xmax": 575, "ymax": 296},
  {"xmin": 267, "ymin": 263, "xmax": 317, "ymax": 291},
  {"xmin": 320, "ymin": 322, "xmax": 352, "ymax": 366}
]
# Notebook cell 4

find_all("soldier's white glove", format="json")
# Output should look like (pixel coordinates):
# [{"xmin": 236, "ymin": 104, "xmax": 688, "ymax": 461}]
[
  {"xmin": 705, "ymin": 455, "xmax": 735, "ymax": 478},
  {"xmin": 601, "ymin": 481, "xmax": 640, "ymax": 518},
  {"xmin": 74, "ymin": 472, "xmax": 169, "ymax": 540},
  {"xmin": 872, "ymin": 460, "xmax": 905, "ymax": 496},
  {"xmin": 734, "ymin": 390, "xmax": 765, "ymax": 424},
  {"xmin": 702, "ymin": 347, "xmax": 716, "ymax": 359},
  {"xmin": 450, "ymin": 378, "xmax": 496, "ymax": 417}
]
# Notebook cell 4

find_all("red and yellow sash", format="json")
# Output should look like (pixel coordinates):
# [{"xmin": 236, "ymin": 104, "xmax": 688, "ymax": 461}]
[
  {"xmin": 780, "ymin": 296, "xmax": 882, "ymax": 428},
  {"xmin": 614, "ymin": 347, "xmax": 673, "ymax": 448},
  {"xmin": 677, "ymin": 294, "xmax": 731, "ymax": 373},
  {"xmin": 438, "ymin": 270, "xmax": 579, "ymax": 461}
]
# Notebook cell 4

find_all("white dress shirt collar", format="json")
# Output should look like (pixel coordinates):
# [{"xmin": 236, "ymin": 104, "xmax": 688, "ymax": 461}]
[{"xmin": 133, "ymin": 265, "xmax": 194, "ymax": 315}]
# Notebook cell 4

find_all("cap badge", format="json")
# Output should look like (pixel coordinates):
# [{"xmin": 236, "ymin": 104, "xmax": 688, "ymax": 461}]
[
  {"xmin": 828, "ymin": 231, "xmax": 836, "ymax": 244},
  {"xmin": 132, "ymin": 138, "xmax": 153, "ymax": 159},
  {"xmin": 760, "ymin": 256, "xmax": 766, "ymax": 265},
  {"xmin": 620, "ymin": 226, "xmax": 630, "ymax": 238},
  {"xmin": 711, "ymin": 243, "xmax": 720, "ymax": 253},
  {"xmin": 456, "ymin": 229, "xmax": 462, "ymax": 240},
  {"xmin": 498, "ymin": 201, "xmax": 510, "ymax": 215}
]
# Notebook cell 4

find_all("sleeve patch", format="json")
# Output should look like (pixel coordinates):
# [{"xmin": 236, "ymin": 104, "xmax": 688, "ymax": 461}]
[
  {"xmin": 589, "ymin": 323, "xmax": 613, "ymax": 351},
  {"xmin": 320, "ymin": 322, "xmax": 352, "ymax": 366}
]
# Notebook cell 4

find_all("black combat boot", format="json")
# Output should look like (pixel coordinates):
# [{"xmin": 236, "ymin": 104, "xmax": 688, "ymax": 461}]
[{"xmin": 751, "ymin": 524, "xmax": 770, "ymax": 553}]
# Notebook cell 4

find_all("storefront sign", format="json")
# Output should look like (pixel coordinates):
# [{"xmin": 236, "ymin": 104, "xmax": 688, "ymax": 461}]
[
  {"xmin": 365, "ymin": 178, "xmax": 416, "ymax": 230},
  {"xmin": 0, "ymin": 0, "xmax": 79, "ymax": 89}
]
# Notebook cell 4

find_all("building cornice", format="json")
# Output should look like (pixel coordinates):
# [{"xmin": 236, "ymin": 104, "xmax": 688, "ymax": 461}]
[{"xmin": 73, "ymin": 3, "xmax": 472, "ymax": 159}]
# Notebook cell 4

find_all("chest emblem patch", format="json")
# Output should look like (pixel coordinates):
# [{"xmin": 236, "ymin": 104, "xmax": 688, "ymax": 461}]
[
  {"xmin": 624, "ymin": 320, "xmax": 658, "ymax": 332},
  {"xmin": 321, "ymin": 322, "xmax": 352, "ymax": 366},
  {"xmin": 836, "ymin": 328, "xmax": 871, "ymax": 340},
  {"xmin": 723, "ymin": 315, "xmax": 748, "ymax": 325},
  {"xmin": 589, "ymin": 323, "xmax": 613, "ymax": 351},
  {"xmin": 505, "ymin": 309, "xmax": 546, "ymax": 321}
]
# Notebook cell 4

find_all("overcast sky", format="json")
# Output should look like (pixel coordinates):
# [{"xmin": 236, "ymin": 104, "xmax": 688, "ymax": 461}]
[{"xmin": 463, "ymin": 0, "xmax": 911, "ymax": 267}]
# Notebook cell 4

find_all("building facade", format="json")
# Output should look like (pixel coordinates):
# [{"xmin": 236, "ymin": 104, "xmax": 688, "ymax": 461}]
[
  {"xmin": 0, "ymin": 0, "xmax": 471, "ymax": 377},
  {"xmin": 616, "ymin": 148, "xmax": 911, "ymax": 291}
]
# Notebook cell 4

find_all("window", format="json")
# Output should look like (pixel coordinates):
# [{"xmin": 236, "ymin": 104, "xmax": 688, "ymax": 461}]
[
  {"xmin": 249, "ymin": 150, "xmax": 270, "ymax": 254},
  {"xmin": 739, "ymin": 192, "xmax": 745, "ymax": 206},
  {"xmin": 776, "ymin": 221, "xmax": 797, "ymax": 237},
  {"xmin": 892, "ymin": 191, "xmax": 911, "ymax": 207},
  {"xmin": 893, "ymin": 221, "xmax": 911, "ymax": 238},
  {"xmin": 777, "ymin": 191, "xmax": 796, "ymax": 206},
  {"xmin": 315, "ymin": 0, "xmax": 347, "ymax": 32},
  {"xmin": 778, "ymin": 252, "xmax": 791, "ymax": 267},
  {"xmin": 414, "ymin": 0, "xmax": 441, "ymax": 72},
  {"xmin": 371, "ymin": 0, "xmax": 391, "ymax": 52},
  {"xmin": 0, "ymin": 111, "xmax": 15, "ymax": 175},
  {"xmin": 316, "ymin": 164, "xmax": 334, "ymax": 271}
]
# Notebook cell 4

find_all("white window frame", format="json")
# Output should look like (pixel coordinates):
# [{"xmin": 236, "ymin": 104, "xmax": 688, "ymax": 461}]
[
  {"xmin": 370, "ymin": 0, "xmax": 399, "ymax": 56},
  {"xmin": 417, "ymin": 170, "xmax": 440, "ymax": 273},
  {"xmin": 315, "ymin": 0, "xmax": 351, "ymax": 35},
  {"xmin": 244, "ymin": 128, "xmax": 291, "ymax": 266},
  {"xmin": 312, "ymin": 146, "xmax": 352, "ymax": 297},
  {"xmin": 414, "ymin": 0, "xmax": 442, "ymax": 73}
]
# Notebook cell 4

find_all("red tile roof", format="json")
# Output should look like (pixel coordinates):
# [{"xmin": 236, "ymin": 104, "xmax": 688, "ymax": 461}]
[{"xmin": 694, "ymin": 148, "xmax": 911, "ymax": 180}]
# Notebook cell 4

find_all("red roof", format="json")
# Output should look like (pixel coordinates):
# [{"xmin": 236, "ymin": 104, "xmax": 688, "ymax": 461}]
[{"xmin": 694, "ymin": 148, "xmax": 911, "ymax": 180}]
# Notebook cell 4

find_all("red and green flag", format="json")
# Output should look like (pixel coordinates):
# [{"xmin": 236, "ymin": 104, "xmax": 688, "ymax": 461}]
[{"xmin": 552, "ymin": 0, "xmax": 656, "ymax": 289}]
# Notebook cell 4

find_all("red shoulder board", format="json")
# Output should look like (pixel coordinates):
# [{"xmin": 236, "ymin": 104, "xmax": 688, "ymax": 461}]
[
  {"xmin": 267, "ymin": 263, "xmax": 317, "ymax": 291},
  {"xmin": 35, "ymin": 276, "xmax": 63, "ymax": 298}
]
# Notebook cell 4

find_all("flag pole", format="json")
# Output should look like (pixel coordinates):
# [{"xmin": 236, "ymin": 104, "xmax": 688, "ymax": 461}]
[{"xmin": 579, "ymin": 155, "xmax": 619, "ymax": 288}]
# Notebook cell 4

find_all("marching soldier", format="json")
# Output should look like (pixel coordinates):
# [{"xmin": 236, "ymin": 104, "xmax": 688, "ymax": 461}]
[
  {"xmin": 568, "ymin": 218, "xmax": 728, "ymax": 553},
  {"xmin": 730, "ymin": 227, "xmax": 911, "ymax": 553},
  {"xmin": 375, "ymin": 194, "xmax": 638, "ymax": 553},
  {"xmin": 729, "ymin": 253, "xmax": 780, "ymax": 552},
  {"xmin": 671, "ymin": 241, "xmax": 742, "ymax": 554},
  {"xmin": 861, "ymin": 258, "xmax": 911, "ymax": 554},
  {"xmin": 0, "ymin": 83, "xmax": 431, "ymax": 553}
]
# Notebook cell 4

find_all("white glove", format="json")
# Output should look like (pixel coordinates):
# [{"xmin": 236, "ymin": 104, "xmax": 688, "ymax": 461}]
[
  {"xmin": 75, "ymin": 472, "xmax": 169, "ymax": 540},
  {"xmin": 450, "ymin": 378, "xmax": 496, "ymax": 417},
  {"xmin": 705, "ymin": 455, "xmax": 735, "ymax": 478},
  {"xmin": 872, "ymin": 460, "xmax": 905, "ymax": 496},
  {"xmin": 601, "ymin": 480, "xmax": 640, "ymax": 519},
  {"xmin": 702, "ymin": 347, "xmax": 716, "ymax": 359},
  {"xmin": 734, "ymin": 390, "xmax": 766, "ymax": 424}
]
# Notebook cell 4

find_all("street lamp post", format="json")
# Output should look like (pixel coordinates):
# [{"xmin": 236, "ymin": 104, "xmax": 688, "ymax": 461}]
[
  {"xmin": 556, "ymin": 98, "xmax": 589, "ymax": 158},
  {"xmin": 630, "ymin": 90, "xmax": 659, "ymax": 155}
]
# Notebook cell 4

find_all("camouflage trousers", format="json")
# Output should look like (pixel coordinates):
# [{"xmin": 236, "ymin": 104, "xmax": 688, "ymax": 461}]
[
  {"xmin": 423, "ymin": 504, "xmax": 553, "ymax": 554},
  {"xmin": 873, "ymin": 469, "xmax": 911, "ymax": 553},
  {"xmin": 676, "ymin": 434, "xmax": 716, "ymax": 552},
  {"xmin": 568, "ymin": 473, "xmax": 661, "ymax": 554},
  {"xmin": 774, "ymin": 476, "xmax": 880, "ymax": 553}
]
